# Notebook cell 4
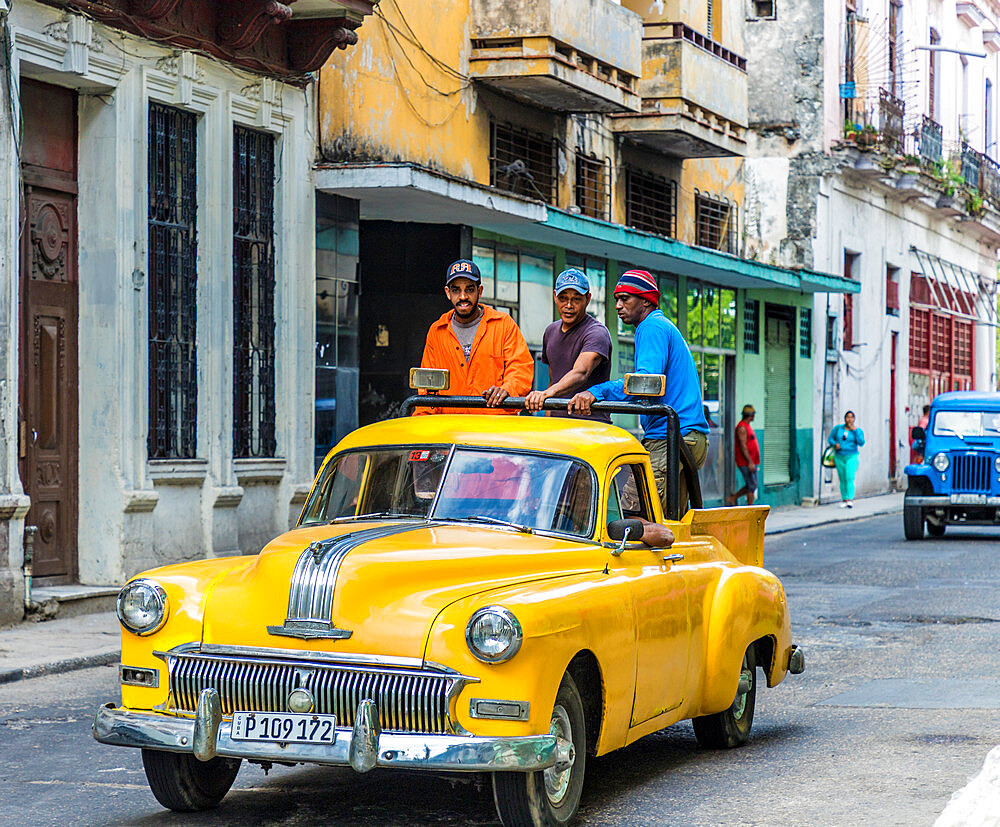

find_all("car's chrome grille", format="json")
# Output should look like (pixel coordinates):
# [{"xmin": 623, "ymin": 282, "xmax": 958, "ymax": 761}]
[
  {"xmin": 164, "ymin": 652, "xmax": 466, "ymax": 734},
  {"xmin": 952, "ymin": 454, "xmax": 991, "ymax": 493}
]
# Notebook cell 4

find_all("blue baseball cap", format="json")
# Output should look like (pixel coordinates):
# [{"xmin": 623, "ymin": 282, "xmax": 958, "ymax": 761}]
[
  {"xmin": 446, "ymin": 259, "xmax": 481, "ymax": 285},
  {"xmin": 554, "ymin": 268, "xmax": 590, "ymax": 295}
]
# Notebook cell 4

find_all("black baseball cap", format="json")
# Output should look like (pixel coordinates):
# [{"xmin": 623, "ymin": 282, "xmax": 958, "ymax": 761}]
[{"xmin": 446, "ymin": 259, "xmax": 481, "ymax": 285}]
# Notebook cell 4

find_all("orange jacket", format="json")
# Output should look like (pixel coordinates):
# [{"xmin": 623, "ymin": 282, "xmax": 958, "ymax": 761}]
[{"xmin": 416, "ymin": 305, "xmax": 534, "ymax": 415}]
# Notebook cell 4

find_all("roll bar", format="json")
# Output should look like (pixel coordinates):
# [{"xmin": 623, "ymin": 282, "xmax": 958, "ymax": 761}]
[{"xmin": 398, "ymin": 394, "xmax": 702, "ymax": 519}]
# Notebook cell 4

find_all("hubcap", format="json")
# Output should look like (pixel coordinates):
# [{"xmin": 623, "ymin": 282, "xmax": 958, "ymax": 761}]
[
  {"xmin": 543, "ymin": 705, "xmax": 574, "ymax": 805},
  {"xmin": 732, "ymin": 657, "xmax": 753, "ymax": 718}
]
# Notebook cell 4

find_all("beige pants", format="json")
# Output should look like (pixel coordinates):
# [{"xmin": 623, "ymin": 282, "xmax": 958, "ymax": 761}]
[{"xmin": 644, "ymin": 431, "xmax": 708, "ymax": 516}]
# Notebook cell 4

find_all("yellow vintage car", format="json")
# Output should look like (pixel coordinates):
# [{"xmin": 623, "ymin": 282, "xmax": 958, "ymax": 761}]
[{"xmin": 94, "ymin": 384, "xmax": 803, "ymax": 826}]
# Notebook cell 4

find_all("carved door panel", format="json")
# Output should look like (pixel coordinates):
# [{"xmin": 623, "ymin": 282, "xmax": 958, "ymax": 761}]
[{"xmin": 21, "ymin": 186, "xmax": 79, "ymax": 580}]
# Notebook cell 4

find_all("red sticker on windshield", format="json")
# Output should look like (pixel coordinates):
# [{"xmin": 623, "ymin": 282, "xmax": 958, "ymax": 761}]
[{"xmin": 409, "ymin": 450, "xmax": 432, "ymax": 462}]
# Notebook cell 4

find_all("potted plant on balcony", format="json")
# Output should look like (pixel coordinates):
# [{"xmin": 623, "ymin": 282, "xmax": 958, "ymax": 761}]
[
  {"xmin": 966, "ymin": 190, "xmax": 986, "ymax": 218},
  {"xmin": 857, "ymin": 124, "xmax": 878, "ymax": 150},
  {"xmin": 843, "ymin": 119, "xmax": 859, "ymax": 142},
  {"xmin": 901, "ymin": 154, "xmax": 922, "ymax": 175}
]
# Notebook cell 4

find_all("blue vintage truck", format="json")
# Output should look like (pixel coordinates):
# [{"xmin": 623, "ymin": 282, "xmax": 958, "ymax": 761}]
[{"xmin": 904, "ymin": 391, "xmax": 1000, "ymax": 539}]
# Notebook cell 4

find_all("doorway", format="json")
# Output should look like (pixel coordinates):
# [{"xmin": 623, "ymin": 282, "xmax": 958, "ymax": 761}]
[
  {"xmin": 762, "ymin": 307, "xmax": 794, "ymax": 488},
  {"xmin": 18, "ymin": 79, "xmax": 79, "ymax": 583}
]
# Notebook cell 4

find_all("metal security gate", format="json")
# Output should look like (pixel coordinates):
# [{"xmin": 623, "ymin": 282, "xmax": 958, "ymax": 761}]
[{"xmin": 763, "ymin": 312, "xmax": 793, "ymax": 486}]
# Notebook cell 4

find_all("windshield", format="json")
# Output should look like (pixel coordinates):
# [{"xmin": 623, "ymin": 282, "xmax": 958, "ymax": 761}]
[
  {"xmin": 300, "ymin": 446, "xmax": 596, "ymax": 537},
  {"xmin": 932, "ymin": 410, "xmax": 1000, "ymax": 438}
]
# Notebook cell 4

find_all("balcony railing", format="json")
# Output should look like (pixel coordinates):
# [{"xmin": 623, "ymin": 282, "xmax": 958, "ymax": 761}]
[
  {"xmin": 960, "ymin": 142, "xmax": 982, "ymax": 188},
  {"xmin": 981, "ymin": 154, "xmax": 1000, "ymax": 206},
  {"xmin": 878, "ymin": 88, "xmax": 904, "ymax": 152},
  {"xmin": 919, "ymin": 116, "xmax": 943, "ymax": 163}
]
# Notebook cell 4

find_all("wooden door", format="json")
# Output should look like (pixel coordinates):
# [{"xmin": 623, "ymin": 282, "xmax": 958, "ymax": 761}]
[{"xmin": 19, "ymin": 80, "xmax": 78, "ymax": 582}]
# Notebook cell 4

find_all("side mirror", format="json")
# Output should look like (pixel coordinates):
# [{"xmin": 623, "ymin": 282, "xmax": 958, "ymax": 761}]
[
  {"xmin": 607, "ymin": 518, "xmax": 644, "ymax": 543},
  {"xmin": 911, "ymin": 426, "xmax": 926, "ymax": 441}
]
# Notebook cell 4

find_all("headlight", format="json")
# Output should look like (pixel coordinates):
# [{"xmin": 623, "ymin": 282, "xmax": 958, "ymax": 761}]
[
  {"xmin": 466, "ymin": 606, "xmax": 522, "ymax": 664},
  {"xmin": 116, "ymin": 579, "xmax": 168, "ymax": 636},
  {"xmin": 994, "ymin": 456, "xmax": 1000, "ymax": 473},
  {"xmin": 932, "ymin": 453, "xmax": 950, "ymax": 473}
]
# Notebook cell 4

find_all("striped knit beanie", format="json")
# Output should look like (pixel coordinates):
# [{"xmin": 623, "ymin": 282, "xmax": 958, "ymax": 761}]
[{"xmin": 614, "ymin": 269, "xmax": 659, "ymax": 306}]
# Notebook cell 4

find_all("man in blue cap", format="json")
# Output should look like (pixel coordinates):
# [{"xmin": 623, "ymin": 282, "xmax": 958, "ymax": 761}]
[{"xmin": 525, "ymin": 268, "xmax": 613, "ymax": 421}]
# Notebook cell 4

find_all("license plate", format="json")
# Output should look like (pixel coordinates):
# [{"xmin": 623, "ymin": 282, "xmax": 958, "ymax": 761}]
[
  {"xmin": 230, "ymin": 712, "xmax": 337, "ymax": 744},
  {"xmin": 950, "ymin": 493, "xmax": 987, "ymax": 505}
]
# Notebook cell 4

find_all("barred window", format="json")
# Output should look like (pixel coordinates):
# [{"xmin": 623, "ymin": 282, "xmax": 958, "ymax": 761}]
[
  {"xmin": 148, "ymin": 102, "xmax": 198, "ymax": 459},
  {"xmin": 799, "ymin": 307, "xmax": 812, "ymax": 357},
  {"xmin": 909, "ymin": 308, "xmax": 930, "ymax": 370},
  {"xmin": 743, "ymin": 298, "xmax": 760, "ymax": 353},
  {"xmin": 233, "ymin": 126, "xmax": 277, "ymax": 458},
  {"xmin": 625, "ymin": 168, "xmax": 677, "ymax": 238},
  {"xmin": 575, "ymin": 152, "xmax": 610, "ymax": 220},
  {"xmin": 695, "ymin": 192, "xmax": 738, "ymax": 254},
  {"xmin": 490, "ymin": 122, "xmax": 556, "ymax": 204}
]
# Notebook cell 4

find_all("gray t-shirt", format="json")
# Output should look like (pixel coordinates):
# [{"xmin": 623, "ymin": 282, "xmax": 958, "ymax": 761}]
[
  {"xmin": 451, "ymin": 311, "xmax": 483, "ymax": 362},
  {"xmin": 541, "ymin": 315, "xmax": 613, "ymax": 422}
]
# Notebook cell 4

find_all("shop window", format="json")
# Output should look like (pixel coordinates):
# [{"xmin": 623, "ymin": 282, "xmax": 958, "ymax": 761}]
[
  {"xmin": 490, "ymin": 122, "xmax": 556, "ymax": 204},
  {"xmin": 472, "ymin": 240, "xmax": 553, "ymax": 346},
  {"xmin": 565, "ymin": 253, "xmax": 607, "ymax": 323},
  {"xmin": 625, "ymin": 167, "xmax": 677, "ymax": 238},
  {"xmin": 799, "ymin": 306, "xmax": 812, "ymax": 357},
  {"xmin": 148, "ymin": 102, "xmax": 198, "ymax": 460},
  {"xmin": 233, "ymin": 125, "xmax": 276, "ymax": 458},
  {"xmin": 720, "ymin": 289, "xmax": 736, "ymax": 349},
  {"xmin": 575, "ymin": 152, "xmax": 610, "ymax": 220}
]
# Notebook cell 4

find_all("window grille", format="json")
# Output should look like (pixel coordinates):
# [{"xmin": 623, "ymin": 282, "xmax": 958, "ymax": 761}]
[
  {"xmin": 909, "ymin": 308, "xmax": 930, "ymax": 370},
  {"xmin": 743, "ymin": 298, "xmax": 759, "ymax": 353},
  {"xmin": 490, "ymin": 122, "xmax": 556, "ymax": 204},
  {"xmin": 931, "ymin": 314, "xmax": 950, "ymax": 373},
  {"xmin": 695, "ymin": 193, "xmax": 737, "ymax": 254},
  {"xmin": 953, "ymin": 320, "xmax": 972, "ymax": 376},
  {"xmin": 233, "ymin": 125, "xmax": 277, "ymax": 458},
  {"xmin": 148, "ymin": 102, "xmax": 198, "ymax": 460},
  {"xmin": 843, "ymin": 294, "xmax": 854, "ymax": 350},
  {"xmin": 799, "ymin": 307, "xmax": 811, "ymax": 357},
  {"xmin": 625, "ymin": 168, "xmax": 677, "ymax": 238},
  {"xmin": 575, "ymin": 152, "xmax": 610, "ymax": 220}
]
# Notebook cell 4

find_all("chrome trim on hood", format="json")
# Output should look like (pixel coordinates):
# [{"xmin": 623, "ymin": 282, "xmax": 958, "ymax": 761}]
[{"xmin": 267, "ymin": 522, "xmax": 433, "ymax": 640}]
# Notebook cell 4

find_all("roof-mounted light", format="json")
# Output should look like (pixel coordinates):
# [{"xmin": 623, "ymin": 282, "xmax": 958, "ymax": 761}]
[
  {"xmin": 409, "ymin": 368, "xmax": 450, "ymax": 392},
  {"xmin": 623, "ymin": 373, "xmax": 665, "ymax": 398}
]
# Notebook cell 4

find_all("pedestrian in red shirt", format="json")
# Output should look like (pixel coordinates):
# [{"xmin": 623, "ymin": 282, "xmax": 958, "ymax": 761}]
[{"xmin": 727, "ymin": 404, "xmax": 760, "ymax": 505}]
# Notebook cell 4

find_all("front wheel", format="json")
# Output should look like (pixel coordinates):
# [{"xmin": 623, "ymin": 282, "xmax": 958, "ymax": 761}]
[
  {"xmin": 492, "ymin": 672, "xmax": 587, "ymax": 826},
  {"xmin": 692, "ymin": 645, "xmax": 756, "ymax": 749},
  {"xmin": 903, "ymin": 504, "xmax": 925, "ymax": 540},
  {"xmin": 141, "ymin": 749, "xmax": 241, "ymax": 812}
]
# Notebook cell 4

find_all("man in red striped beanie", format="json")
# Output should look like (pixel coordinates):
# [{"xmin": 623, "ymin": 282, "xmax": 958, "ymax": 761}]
[{"xmin": 569, "ymin": 269, "xmax": 709, "ymax": 514}]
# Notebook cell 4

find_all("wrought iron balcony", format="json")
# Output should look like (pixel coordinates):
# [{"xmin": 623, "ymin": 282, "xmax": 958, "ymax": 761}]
[
  {"xmin": 468, "ymin": 0, "xmax": 642, "ymax": 113},
  {"xmin": 878, "ymin": 89, "xmax": 904, "ymax": 152},
  {"xmin": 960, "ymin": 143, "xmax": 982, "ymax": 188},
  {"xmin": 608, "ymin": 23, "xmax": 747, "ymax": 158},
  {"xmin": 919, "ymin": 116, "xmax": 943, "ymax": 163}
]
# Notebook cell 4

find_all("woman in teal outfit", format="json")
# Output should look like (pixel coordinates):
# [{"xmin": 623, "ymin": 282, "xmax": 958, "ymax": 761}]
[{"xmin": 828, "ymin": 411, "xmax": 865, "ymax": 507}]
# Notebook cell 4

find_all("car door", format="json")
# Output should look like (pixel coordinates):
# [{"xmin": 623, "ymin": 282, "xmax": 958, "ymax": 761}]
[{"xmin": 606, "ymin": 459, "xmax": 692, "ymax": 727}]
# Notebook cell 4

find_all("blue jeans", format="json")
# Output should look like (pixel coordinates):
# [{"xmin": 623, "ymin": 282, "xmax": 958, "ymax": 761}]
[{"xmin": 834, "ymin": 452, "xmax": 859, "ymax": 501}]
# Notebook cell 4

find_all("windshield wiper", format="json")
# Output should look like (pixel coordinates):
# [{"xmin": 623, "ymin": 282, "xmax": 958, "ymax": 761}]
[
  {"xmin": 329, "ymin": 511, "xmax": 422, "ymax": 523},
  {"xmin": 936, "ymin": 427, "xmax": 966, "ymax": 441},
  {"xmin": 437, "ymin": 515, "xmax": 532, "ymax": 534}
]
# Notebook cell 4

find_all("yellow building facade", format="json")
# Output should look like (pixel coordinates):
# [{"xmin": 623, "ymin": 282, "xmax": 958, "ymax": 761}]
[{"xmin": 313, "ymin": 0, "xmax": 856, "ymax": 508}]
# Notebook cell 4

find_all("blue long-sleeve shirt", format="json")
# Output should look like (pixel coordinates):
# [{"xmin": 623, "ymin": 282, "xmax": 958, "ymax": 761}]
[
  {"xmin": 828, "ymin": 424, "xmax": 865, "ymax": 454},
  {"xmin": 587, "ymin": 310, "xmax": 709, "ymax": 438}
]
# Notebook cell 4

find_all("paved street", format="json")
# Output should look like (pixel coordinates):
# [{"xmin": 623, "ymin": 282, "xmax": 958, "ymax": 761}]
[{"xmin": 2, "ymin": 512, "xmax": 999, "ymax": 826}]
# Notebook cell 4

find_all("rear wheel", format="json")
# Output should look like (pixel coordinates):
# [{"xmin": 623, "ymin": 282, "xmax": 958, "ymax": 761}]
[
  {"xmin": 692, "ymin": 645, "xmax": 756, "ymax": 749},
  {"xmin": 141, "ymin": 749, "xmax": 241, "ymax": 812},
  {"xmin": 903, "ymin": 504, "xmax": 924, "ymax": 540},
  {"xmin": 492, "ymin": 673, "xmax": 586, "ymax": 826}
]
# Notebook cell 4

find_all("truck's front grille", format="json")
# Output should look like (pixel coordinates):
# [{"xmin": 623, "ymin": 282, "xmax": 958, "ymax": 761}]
[
  {"xmin": 163, "ymin": 651, "xmax": 471, "ymax": 734},
  {"xmin": 952, "ymin": 454, "xmax": 991, "ymax": 493}
]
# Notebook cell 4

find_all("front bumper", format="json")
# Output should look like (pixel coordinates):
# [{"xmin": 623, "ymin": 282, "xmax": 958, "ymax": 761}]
[
  {"xmin": 905, "ymin": 495, "xmax": 1000, "ymax": 506},
  {"xmin": 93, "ymin": 694, "xmax": 572, "ymax": 774}
]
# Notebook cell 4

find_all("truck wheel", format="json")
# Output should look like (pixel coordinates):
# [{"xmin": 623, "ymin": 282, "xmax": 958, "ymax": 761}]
[
  {"xmin": 141, "ymin": 749, "xmax": 241, "ymax": 811},
  {"xmin": 903, "ymin": 505, "xmax": 924, "ymax": 540},
  {"xmin": 492, "ymin": 672, "xmax": 586, "ymax": 826},
  {"xmin": 927, "ymin": 520, "xmax": 946, "ymax": 537},
  {"xmin": 692, "ymin": 645, "xmax": 756, "ymax": 749}
]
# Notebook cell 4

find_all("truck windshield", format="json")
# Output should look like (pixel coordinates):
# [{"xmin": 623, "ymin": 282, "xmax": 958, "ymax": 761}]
[
  {"xmin": 932, "ymin": 410, "xmax": 1000, "ymax": 438},
  {"xmin": 300, "ymin": 447, "xmax": 596, "ymax": 537}
]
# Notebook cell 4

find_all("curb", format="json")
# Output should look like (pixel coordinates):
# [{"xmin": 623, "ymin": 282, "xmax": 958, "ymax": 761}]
[
  {"xmin": 0, "ymin": 650, "xmax": 120, "ymax": 686},
  {"xmin": 766, "ymin": 505, "xmax": 902, "ymax": 536}
]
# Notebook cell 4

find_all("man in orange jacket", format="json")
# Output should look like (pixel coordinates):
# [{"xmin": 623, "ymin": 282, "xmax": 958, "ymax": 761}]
[{"xmin": 416, "ymin": 259, "xmax": 534, "ymax": 415}]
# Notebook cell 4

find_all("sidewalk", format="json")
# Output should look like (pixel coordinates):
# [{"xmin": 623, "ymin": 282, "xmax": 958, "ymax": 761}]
[{"xmin": 0, "ymin": 492, "xmax": 903, "ymax": 686}]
